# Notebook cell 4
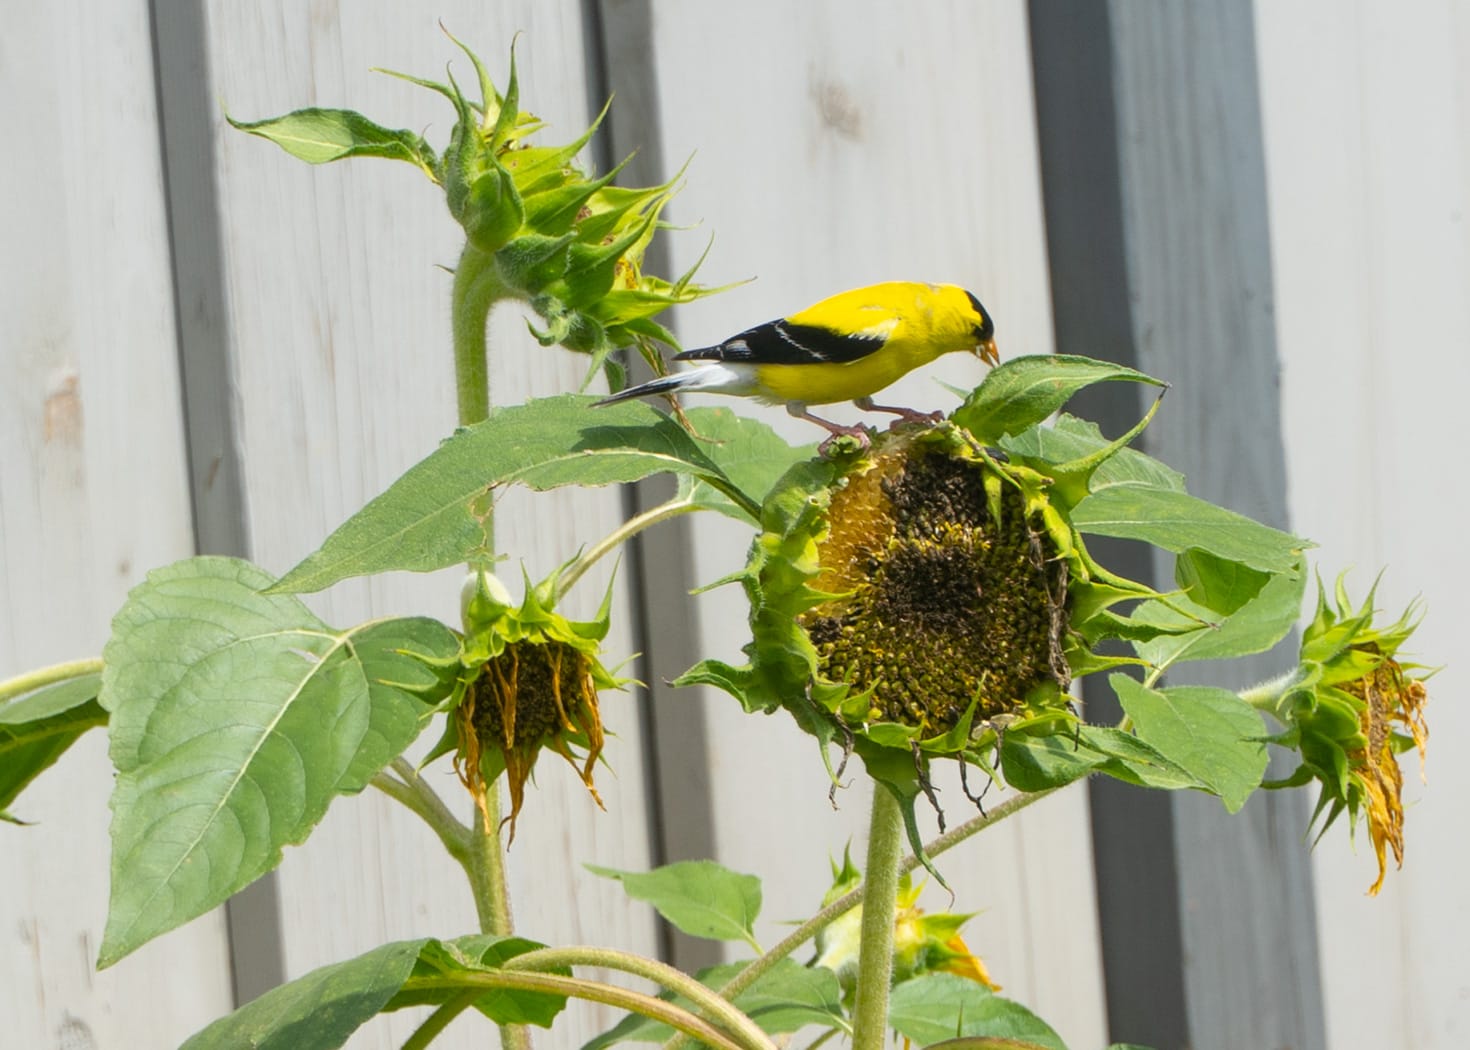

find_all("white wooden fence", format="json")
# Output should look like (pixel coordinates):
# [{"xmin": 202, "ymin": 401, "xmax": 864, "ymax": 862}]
[{"xmin": 2, "ymin": 2, "xmax": 1464, "ymax": 1048}]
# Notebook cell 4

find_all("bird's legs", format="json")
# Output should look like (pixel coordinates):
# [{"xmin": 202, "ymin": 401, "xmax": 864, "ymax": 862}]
[
  {"xmin": 853, "ymin": 396, "xmax": 944, "ymax": 428},
  {"xmin": 786, "ymin": 402, "xmax": 872, "ymax": 456}
]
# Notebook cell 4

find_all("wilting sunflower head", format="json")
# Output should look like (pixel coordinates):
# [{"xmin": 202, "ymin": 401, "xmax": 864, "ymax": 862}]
[
  {"xmin": 1268, "ymin": 574, "xmax": 1431, "ymax": 894},
  {"xmin": 813, "ymin": 851, "xmax": 999, "ymax": 997},
  {"xmin": 716, "ymin": 424, "xmax": 1099, "ymax": 809},
  {"xmin": 452, "ymin": 569, "xmax": 622, "ymax": 840}
]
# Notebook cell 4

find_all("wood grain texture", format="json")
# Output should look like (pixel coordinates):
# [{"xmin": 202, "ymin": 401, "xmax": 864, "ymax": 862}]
[
  {"xmin": 0, "ymin": 3, "xmax": 236, "ymax": 1047},
  {"xmin": 198, "ymin": 5, "xmax": 658, "ymax": 1045},
  {"xmin": 628, "ymin": 4, "xmax": 1107, "ymax": 1047},
  {"xmin": 1256, "ymin": 2, "xmax": 1470, "ymax": 1046}
]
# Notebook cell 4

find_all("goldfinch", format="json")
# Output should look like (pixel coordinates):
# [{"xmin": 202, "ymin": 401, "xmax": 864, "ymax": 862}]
[{"xmin": 596, "ymin": 281, "xmax": 998, "ymax": 446}]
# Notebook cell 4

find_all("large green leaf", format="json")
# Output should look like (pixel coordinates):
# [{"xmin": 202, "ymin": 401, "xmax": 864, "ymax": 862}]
[
  {"xmin": 272, "ymin": 396, "xmax": 749, "ymax": 594},
  {"xmin": 1001, "ymin": 414, "xmax": 1185, "ymax": 493},
  {"xmin": 1112, "ymin": 676, "xmax": 1267, "ymax": 813},
  {"xmin": 0, "ymin": 674, "xmax": 106, "ymax": 822},
  {"xmin": 1000, "ymin": 724, "xmax": 1200, "ymax": 794},
  {"xmin": 1132, "ymin": 557, "xmax": 1307, "ymax": 670},
  {"xmin": 181, "ymin": 935, "xmax": 563, "ymax": 1050},
  {"xmin": 98, "ymin": 557, "xmax": 459, "ymax": 966},
  {"xmin": 953, "ymin": 355, "xmax": 1165, "ymax": 441},
  {"xmin": 582, "ymin": 959, "xmax": 844, "ymax": 1047},
  {"xmin": 182, "ymin": 939, "xmax": 427, "ymax": 1050},
  {"xmin": 677, "ymin": 407, "xmax": 815, "ymax": 522},
  {"xmin": 887, "ymin": 974, "xmax": 1066, "ymax": 1050},
  {"xmin": 228, "ymin": 108, "xmax": 435, "ymax": 171},
  {"xmin": 1070, "ymin": 486, "xmax": 1310, "ymax": 574},
  {"xmin": 588, "ymin": 860, "xmax": 763, "ymax": 951}
]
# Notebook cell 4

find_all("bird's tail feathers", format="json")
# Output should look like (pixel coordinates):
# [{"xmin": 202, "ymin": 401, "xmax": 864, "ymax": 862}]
[{"xmin": 594, "ymin": 364, "xmax": 747, "ymax": 406}]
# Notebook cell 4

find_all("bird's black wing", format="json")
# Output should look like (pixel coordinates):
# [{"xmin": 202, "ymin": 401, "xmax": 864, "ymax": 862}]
[{"xmin": 675, "ymin": 319, "xmax": 886, "ymax": 365}]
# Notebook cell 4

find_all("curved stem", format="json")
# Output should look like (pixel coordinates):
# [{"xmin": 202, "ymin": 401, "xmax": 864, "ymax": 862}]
[
  {"xmin": 451, "ymin": 242, "xmax": 504, "ymax": 432},
  {"xmin": 850, "ymin": 785, "xmax": 903, "ymax": 1050},
  {"xmin": 401, "ymin": 972, "xmax": 757, "ymax": 1050},
  {"xmin": 402, "ymin": 989, "xmax": 480, "ymax": 1050},
  {"xmin": 370, "ymin": 759, "xmax": 472, "ymax": 866},
  {"xmin": 0, "ymin": 657, "xmax": 103, "ymax": 705},
  {"xmin": 551, "ymin": 497, "xmax": 700, "ymax": 604},
  {"xmin": 506, "ymin": 946, "xmax": 775, "ymax": 1050}
]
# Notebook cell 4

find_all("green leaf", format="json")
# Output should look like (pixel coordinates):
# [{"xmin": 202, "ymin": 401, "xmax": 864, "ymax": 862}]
[
  {"xmin": 272, "ymin": 396, "xmax": 744, "ymax": 594},
  {"xmin": 228, "ymin": 108, "xmax": 434, "ymax": 172},
  {"xmin": 181, "ymin": 939, "xmax": 427, "ymax": 1050},
  {"xmin": 1112, "ymin": 676, "xmax": 1268, "ymax": 812},
  {"xmin": 1070, "ymin": 486, "xmax": 1310, "ymax": 574},
  {"xmin": 1000, "ymin": 725, "xmax": 1201, "ymax": 794},
  {"xmin": 385, "ymin": 935, "xmax": 568, "ymax": 1026},
  {"xmin": 1133, "ymin": 558, "xmax": 1306, "ymax": 669},
  {"xmin": 887, "ymin": 973, "xmax": 1066, "ymax": 1050},
  {"xmin": 99, "ymin": 557, "xmax": 459, "ymax": 966},
  {"xmin": 953, "ymin": 354, "xmax": 1165, "ymax": 441},
  {"xmin": 0, "ymin": 674, "xmax": 106, "ymax": 821},
  {"xmin": 677, "ymin": 408, "xmax": 816, "ymax": 522},
  {"xmin": 587, "ymin": 861, "xmax": 762, "ymax": 951},
  {"xmin": 582, "ymin": 959, "xmax": 844, "ymax": 1047},
  {"xmin": 1002, "ymin": 414, "xmax": 1185, "ymax": 493},
  {"xmin": 181, "ymin": 935, "xmax": 564, "ymax": 1049}
]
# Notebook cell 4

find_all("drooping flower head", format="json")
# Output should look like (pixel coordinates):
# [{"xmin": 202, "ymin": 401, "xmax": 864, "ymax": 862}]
[{"xmin": 1262, "ymin": 576, "xmax": 1430, "ymax": 894}]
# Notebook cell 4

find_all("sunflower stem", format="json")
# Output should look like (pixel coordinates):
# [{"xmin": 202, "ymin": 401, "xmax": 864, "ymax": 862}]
[
  {"xmin": 0, "ymin": 657, "xmax": 103, "ymax": 704},
  {"xmin": 551, "ymin": 496, "xmax": 700, "ymax": 604},
  {"xmin": 369, "ymin": 759, "xmax": 472, "ymax": 866},
  {"xmin": 452, "ymin": 235, "xmax": 528, "ymax": 1050},
  {"xmin": 850, "ymin": 784, "xmax": 904, "ymax": 1050},
  {"xmin": 506, "ymin": 946, "xmax": 775, "ymax": 1050}
]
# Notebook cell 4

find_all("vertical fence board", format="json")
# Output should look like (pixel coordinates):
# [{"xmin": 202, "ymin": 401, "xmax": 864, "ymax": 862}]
[
  {"xmin": 192, "ymin": 6, "xmax": 657, "ymax": 1045},
  {"xmin": 616, "ymin": 4, "xmax": 1108, "ymax": 1046},
  {"xmin": 1256, "ymin": 2, "xmax": 1470, "ymax": 1046},
  {"xmin": 0, "ymin": 3, "xmax": 236, "ymax": 1047}
]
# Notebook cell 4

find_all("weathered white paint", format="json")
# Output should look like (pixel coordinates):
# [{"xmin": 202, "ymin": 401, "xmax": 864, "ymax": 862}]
[
  {"xmin": 0, "ymin": 3, "xmax": 236, "ymax": 1048},
  {"xmin": 199, "ymin": 5, "xmax": 660, "ymax": 1046},
  {"xmin": 1256, "ymin": 2, "xmax": 1470, "ymax": 1047},
  {"xmin": 639, "ymin": 4, "xmax": 1108, "ymax": 1047}
]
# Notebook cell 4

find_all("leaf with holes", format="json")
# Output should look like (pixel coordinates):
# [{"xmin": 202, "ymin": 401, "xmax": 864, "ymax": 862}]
[{"xmin": 98, "ymin": 557, "xmax": 459, "ymax": 967}]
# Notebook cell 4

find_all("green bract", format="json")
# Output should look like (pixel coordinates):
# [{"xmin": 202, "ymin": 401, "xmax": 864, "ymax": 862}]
[{"xmin": 230, "ymin": 35, "xmax": 719, "ymax": 380}]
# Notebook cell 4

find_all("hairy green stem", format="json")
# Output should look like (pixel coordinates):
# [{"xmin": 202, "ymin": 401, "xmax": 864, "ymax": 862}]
[
  {"xmin": 402, "ymin": 989, "xmax": 480, "ymax": 1050},
  {"xmin": 451, "ymin": 242, "xmax": 504, "ymax": 432},
  {"xmin": 400, "ymin": 972, "xmax": 754, "ymax": 1050},
  {"xmin": 1238, "ymin": 668, "xmax": 1307, "ymax": 719},
  {"xmin": 506, "ymin": 946, "xmax": 775, "ymax": 1050},
  {"xmin": 369, "ymin": 759, "xmax": 472, "ymax": 865},
  {"xmin": 452, "ymin": 236, "xmax": 527, "ymax": 1049},
  {"xmin": 0, "ymin": 657, "xmax": 103, "ymax": 704},
  {"xmin": 552, "ymin": 497, "xmax": 700, "ymax": 605},
  {"xmin": 850, "ymin": 785, "xmax": 904, "ymax": 1049}
]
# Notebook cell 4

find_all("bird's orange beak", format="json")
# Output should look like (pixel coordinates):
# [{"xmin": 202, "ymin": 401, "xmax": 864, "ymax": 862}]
[{"xmin": 975, "ymin": 336, "xmax": 999, "ymax": 366}]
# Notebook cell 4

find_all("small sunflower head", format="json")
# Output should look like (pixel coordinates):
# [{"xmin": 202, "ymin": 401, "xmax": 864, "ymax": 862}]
[
  {"xmin": 453, "ymin": 568, "xmax": 621, "ymax": 840},
  {"xmin": 813, "ymin": 851, "xmax": 999, "ymax": 998},
  {"xmin": 1268, "ymin": 575, "xmax": 1431, "ymax": 894}
]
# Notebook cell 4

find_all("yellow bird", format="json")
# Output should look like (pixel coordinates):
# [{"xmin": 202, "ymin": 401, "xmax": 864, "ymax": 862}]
[{"xmin": 595, "ymin": 281, "xmax": 998, "ymax": 447}]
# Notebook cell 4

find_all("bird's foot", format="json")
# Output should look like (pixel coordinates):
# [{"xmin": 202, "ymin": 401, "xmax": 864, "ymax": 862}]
[{"xmin": 817, "ymin": 426, "xmax": 872, "ymax": 458}]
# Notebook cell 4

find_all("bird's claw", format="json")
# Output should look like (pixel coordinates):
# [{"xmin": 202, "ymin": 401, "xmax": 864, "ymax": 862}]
[{"xmin": 817, "ymin": 427, "xmax": 873, "ymax": 459}]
